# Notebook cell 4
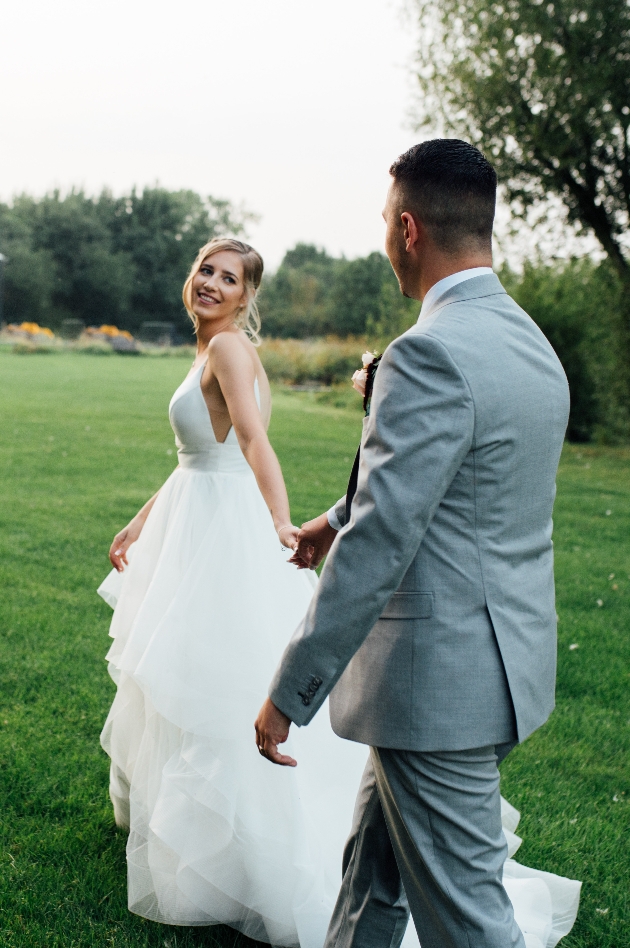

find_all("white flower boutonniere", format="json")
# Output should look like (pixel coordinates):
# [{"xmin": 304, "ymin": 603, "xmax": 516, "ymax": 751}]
[
  {"xmin": 351, "ymin": 351, "xmax": 377, "ymax": 398},
  {"xmin": 352, "ymin": 350, "xmax": 381, "ymax": 415}
]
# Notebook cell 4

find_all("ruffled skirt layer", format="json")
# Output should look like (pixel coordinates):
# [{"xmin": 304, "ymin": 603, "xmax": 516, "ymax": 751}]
[{"xmin": 99, "ymin": 465, "xmax": 368, "ymax": 946}]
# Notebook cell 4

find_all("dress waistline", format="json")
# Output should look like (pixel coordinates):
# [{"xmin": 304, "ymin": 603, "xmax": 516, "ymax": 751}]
[{"xmin": 177, "ymin": 446, "xmax": 252, "ymax": 474}]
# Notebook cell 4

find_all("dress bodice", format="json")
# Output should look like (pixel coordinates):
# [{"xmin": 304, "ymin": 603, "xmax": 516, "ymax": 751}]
[{"xmin": 168, "ymin": 362, "xmax": 259, "ymax": 474}]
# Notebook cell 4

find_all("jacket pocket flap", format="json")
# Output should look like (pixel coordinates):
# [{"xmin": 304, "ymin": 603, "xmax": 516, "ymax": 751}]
[{"xmin": 380, "ymin": 592, "xmax": 433, "ymax": 620}]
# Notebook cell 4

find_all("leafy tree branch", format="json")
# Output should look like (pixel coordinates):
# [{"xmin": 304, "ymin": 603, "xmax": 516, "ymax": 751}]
[{"xmin": 412, "ymin": 0, "xmax": 630, "ymax": 283}]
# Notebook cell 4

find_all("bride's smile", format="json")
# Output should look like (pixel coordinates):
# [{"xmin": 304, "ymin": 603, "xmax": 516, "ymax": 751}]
[{"xmin": 191, "ymin": 250, "xmax": 248, "ymax": 327}]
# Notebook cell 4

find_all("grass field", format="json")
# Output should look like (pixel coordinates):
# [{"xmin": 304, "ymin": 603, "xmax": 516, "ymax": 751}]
[{"xmin": 0, "ymin": 351, "xmax": 627, "ymax": 947}]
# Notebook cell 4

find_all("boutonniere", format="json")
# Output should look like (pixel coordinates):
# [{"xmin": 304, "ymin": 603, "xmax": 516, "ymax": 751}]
[{"xmin": 351, "ymin": 351, "xmax": 382, "ymax": 415}]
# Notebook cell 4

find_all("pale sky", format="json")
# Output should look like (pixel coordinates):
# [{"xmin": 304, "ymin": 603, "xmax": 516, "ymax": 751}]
[{"xmin": 0, "ymin": 0, "xmax": 421, "ymax": 268}]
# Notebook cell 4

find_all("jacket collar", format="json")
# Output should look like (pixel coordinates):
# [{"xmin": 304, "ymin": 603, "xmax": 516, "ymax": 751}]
[{"xmin": 419, "ymin": 272, "xmax": 507, "ymax": 325}]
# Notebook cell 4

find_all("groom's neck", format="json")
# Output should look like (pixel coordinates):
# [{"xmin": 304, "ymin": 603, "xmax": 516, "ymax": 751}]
[{"xmin": 417, "ymin": 248, "xmax": 493, "ymax": 301}]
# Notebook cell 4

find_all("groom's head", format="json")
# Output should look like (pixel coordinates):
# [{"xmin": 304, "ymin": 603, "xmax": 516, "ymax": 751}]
[{"xmin": 384, "ymin": 139, "xmax": 497, "ymax": 298}]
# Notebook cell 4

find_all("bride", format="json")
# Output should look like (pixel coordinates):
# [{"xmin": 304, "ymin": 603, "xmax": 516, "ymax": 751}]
[
  {"xmin": 98, "ymin": 237, "xmax": 580, "ymax": 948},
  {"xmin": 98, "ymin": 237, "xmax": 368, "ymax": 946}
]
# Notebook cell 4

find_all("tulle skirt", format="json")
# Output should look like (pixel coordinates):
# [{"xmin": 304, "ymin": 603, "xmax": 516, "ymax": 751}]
[
  {"xmin": 98, "ymin": 464, "xmax": 580, "ymax": 947},
  {"xmin": 99, "ymin": 464, "xmax": 369, "ymax": 946}
]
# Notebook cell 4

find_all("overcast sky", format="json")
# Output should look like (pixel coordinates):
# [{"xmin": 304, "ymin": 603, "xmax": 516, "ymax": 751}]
[{"xmin": 0, "ymin": 0, "xmax": 422, "ymax": 268}]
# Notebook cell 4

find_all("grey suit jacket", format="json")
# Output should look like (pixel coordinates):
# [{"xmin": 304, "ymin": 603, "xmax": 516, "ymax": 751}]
[{"xmin": 269, "ymin": 274, "xmax": 570, "ymax": 751}]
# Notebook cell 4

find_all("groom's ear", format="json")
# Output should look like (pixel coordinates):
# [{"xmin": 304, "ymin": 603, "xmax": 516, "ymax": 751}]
[{"xmin": 401, "ymin": 211, "xmax": 422, "ymax": 253}]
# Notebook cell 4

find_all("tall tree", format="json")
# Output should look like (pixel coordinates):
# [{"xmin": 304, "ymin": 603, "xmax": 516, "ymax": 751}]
[
  {"xmin": 412, "ymin": 0, "xmax": 630, "ymax": 287},
  {"xmin": 101, "ymin": 188, "xmax": 253, "ymax": 335},
  {"xmin": 24, "ymin": 190, "xmax": 136, "ymax": 328},
  {"xmin": 0, "ymin": 203, "xmax": 57, "ymax": 326},
  {"xmin": 259, "ymin": 244, "xmax": 339, "ymax": 338},
  {"xmin": 328, "ymin": 252, "xmax": 400, "ymax": 336}
]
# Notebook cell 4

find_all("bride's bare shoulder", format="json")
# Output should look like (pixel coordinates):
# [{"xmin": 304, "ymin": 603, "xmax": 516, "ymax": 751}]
[
  {"xmin": 206, "ymin": 330, "xmax": 250, "ymax": 364},
  {"xmin": 206, "ymin": 331, "xmax": 265, "ymax": 389}
]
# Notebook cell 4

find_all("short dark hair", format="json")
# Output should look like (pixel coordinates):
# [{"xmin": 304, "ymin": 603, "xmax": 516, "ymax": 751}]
[{"xmin": 389, "ymin": 139, "xmax": 497, "ymax": 253}]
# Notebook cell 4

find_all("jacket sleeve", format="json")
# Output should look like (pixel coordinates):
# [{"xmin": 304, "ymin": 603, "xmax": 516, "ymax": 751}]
[
  {"xmin": 327, "ymin": 496, "xmax": 347, "ymax": 531},
  {"xmin": 269, "ymin": 329, "xmax": 475, "ymax": 724}
]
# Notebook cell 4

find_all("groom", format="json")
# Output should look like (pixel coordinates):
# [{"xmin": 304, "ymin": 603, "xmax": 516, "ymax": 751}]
[{"xmin": 255, "ymin": 140, "xmax": 569, "ymax": 948}]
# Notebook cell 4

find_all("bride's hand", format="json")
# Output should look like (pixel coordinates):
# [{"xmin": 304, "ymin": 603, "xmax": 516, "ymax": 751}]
[
  {"xmin": 109, "ymin": 517, "xmax": 144, "ymax": 572},
  {"xmin": 277, "ymin": 524, "xmax": 300, "ymax": 551}
]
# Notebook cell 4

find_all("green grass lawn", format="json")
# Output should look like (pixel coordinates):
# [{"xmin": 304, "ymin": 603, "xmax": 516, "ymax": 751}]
[{"xmin": 0, "ymin": 351, "xmax": 627, "ymax": 947}]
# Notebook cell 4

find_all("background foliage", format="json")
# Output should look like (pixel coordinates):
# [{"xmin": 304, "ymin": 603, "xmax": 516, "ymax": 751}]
[
  {"xmin": 411, "ymin": 0, "xmax": 630, "ymax": 285},
  {"xmin": 257, "ymin": 243, "xmax": 418, "ymax": 339},
  {"xmin": 261, "ymin": 249, "xmax": 629, "ymax": 446},
  {"xmin": 409, "ymin": 0, "xmax": 630, "ymax": 438},
  {"xmin": 2, "ymin": 191, "xmax": 629, "ymax": 442},
  {"xmin": 500, "ymin": 260, "xmax": 629, "ymax": 443}
]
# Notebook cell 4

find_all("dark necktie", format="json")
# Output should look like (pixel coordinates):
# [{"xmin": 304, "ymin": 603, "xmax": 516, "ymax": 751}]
[
  {"xmin": 344, "ymin": 355, "xmax": 381, "ymax": 524},
  {"xmin": 344, "ymin": 447, "xmax": 361, "ymax": 524}
]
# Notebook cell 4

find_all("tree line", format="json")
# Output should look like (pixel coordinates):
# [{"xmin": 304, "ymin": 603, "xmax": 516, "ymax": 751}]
[
  {"xmin": 0, "ymin": 188, "xmax": 627, "ymax": 441},
  {"xmin": 258, "ymin": 243, "xmax": 418, "ymax": 339},
  {"xmin": 0, "ymin": 188, "xmax": 252, "ymax": 339},
  {"xmin": 264, "ymin": 245, "xmax": 630, "ymax": 444},
  {"xmin": 0, "ymin": 190, "xmax": 418, "ymax": 342}
]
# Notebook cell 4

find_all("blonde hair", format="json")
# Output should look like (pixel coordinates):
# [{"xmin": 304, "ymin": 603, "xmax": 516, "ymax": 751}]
[{"xmin": 182, "ymin": 238, "xmax": 264, "ymax": 345}]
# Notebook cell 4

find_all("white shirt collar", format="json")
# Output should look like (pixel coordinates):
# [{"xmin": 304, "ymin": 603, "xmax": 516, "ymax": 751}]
[{"xmin": 418, "ymin": 267, "xmax": 494, "ymax": 323}]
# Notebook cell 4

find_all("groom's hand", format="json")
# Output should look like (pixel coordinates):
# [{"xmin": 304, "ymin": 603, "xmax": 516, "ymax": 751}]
[
  {"xmin": 288, "ymin": 512, "xmax": 338, "ymax": 570},
  {"xmin": 255, "ymin": 698, "xmax": 297, "ymax": 767}
]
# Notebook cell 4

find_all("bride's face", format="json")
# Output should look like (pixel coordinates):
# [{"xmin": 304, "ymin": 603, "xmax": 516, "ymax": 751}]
[{"xmin": 191, "ymin": 251, "xmax": 248, "ymax": 325}]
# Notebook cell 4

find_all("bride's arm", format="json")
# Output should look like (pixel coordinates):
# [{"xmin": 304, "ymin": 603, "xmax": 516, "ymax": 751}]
[
  {"xmin": 208, "ymin": 334, "xmax": 298, "ymax": 550},
  {"xmin": 108, "ymin": 491, "xmax": 160, "ymax": 571},
  {"xmin": 108, "ymin": 462, "xmax": 178, "ymax": 571}
]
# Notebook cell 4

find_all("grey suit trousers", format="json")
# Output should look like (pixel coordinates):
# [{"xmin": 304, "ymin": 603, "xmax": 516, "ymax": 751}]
[{"xmin": 324, "ymin": 744, "xmax": 525, "ymax": 948}]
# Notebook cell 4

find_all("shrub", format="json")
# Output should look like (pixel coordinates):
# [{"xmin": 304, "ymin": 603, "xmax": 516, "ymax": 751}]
[
  {"xmin": 370, "ymin": 258, "xmax": 630, "ymax": 444},
  {"xmin": 259, "ymin": 337, "xmax": 366, "ymax": 386},
  {"xmin": 501, "ymin": 260, "xmax": 630, "ymax": 444}
]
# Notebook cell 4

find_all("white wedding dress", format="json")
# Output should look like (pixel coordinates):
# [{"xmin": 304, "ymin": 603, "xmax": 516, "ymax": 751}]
[{"xmin": 98, "ymin": 361, "xmax": 581, "ymax": 948}]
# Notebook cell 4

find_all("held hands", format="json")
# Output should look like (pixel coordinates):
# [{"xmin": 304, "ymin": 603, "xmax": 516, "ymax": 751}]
[
  {"xmin": 277, "ymin": 524, "xmax": 300, "ymax": 551},
  {"xmin": 109, "ymin": 516, "xmax": 145, "ymax": 572},
  {"xmin": 288, "ymin": 512, "xmax": 338, "ymax": 570},
  {"xmin": 254, "ymin": 697, "xmax": 297, "ymax": 766}
]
